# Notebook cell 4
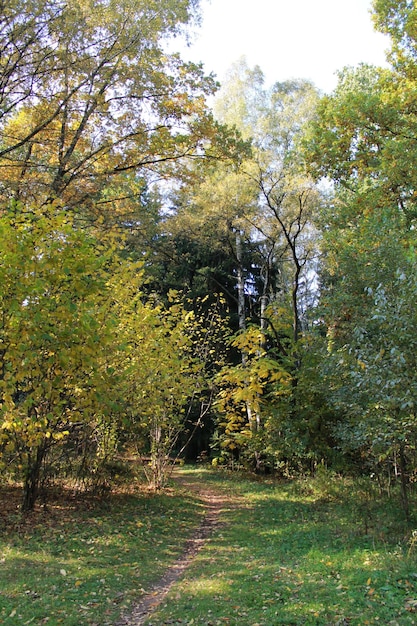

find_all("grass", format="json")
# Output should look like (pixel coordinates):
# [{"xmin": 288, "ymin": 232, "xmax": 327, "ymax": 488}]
[
  {"xmin": 147, "ymin": 467, "xmax": 417, "ymax": 626},
  {"xmin": 1, "ymin": 467, "xmax": 417, "ymax": 625},
  {"xmin": 0, "ymin": 478, "xmax": 204, "ymax": 625}
]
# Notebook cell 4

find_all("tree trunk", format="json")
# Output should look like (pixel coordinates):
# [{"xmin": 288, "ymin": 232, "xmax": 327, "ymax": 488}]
[
  {"xmin": 235, "ymin": 229, "xmax": 262, "ymax": 435},
  {"xmin": 398, "ymin": 443, "xmax": 410, "ymax": 522},
  {"xmin": 292, "ymin": 261, "xmax": 302, "ymax": 346},
  {"xmin": 22, "ymin": 445, "xmax": 46, "ymax": 512},
  {"xmin": 236, "ymin": 229, "xmax": 246, "ymax": 334},
  {"xmin": 260, "ymin": 253, "xmax": 271, "ymax": 342}
]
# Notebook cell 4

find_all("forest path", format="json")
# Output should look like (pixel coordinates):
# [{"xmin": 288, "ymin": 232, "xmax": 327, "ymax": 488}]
[{"xmin": 114, "ymin": 471, "xmax": 240, "ymax": 626}]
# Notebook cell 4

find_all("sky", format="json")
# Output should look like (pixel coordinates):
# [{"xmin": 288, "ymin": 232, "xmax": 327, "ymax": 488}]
[{"xmin": 174, "ymin": 0, "xmax": 390, "ymax": 94}]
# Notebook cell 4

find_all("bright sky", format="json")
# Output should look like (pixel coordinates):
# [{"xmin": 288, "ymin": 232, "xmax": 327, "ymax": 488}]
[{"xmin": 176, "ymin": 0, "xmax": 390, "ymax": 93}]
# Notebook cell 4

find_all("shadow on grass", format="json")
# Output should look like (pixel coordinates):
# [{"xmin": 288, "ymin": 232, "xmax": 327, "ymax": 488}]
[
  {"xmin": 0, "ymin": 481, "xmax": 204, "ymax": 626},
  {"xmin": 150, "ymin": 472, "xmax": 417, "ymax": 626}
]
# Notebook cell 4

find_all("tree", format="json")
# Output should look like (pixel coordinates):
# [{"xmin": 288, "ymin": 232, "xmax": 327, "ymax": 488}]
[
  {"xmin": 215, "ymin": 62, "xmax": 321, "ymax": 350},
  {"xmin": 266, "ymin": 81, "xmax": 320, "ymax": 311},
  {"xmin": 0, "ymin": 0, "xmax": 238, "ymax": 217},
  {"xmin": 214, "ymin": 325, "xmax": 292, "ymax": 469},
  {"xmin": 107, "ymin": 277, "xmax": 217, "ymax": 489},
  {"xmin": 0, "ymin": 202, "xmax": 222, "ymax": 502},
  {"xmin": 372, "ymin": 0, "xmax": 417, "ymax": 68},
  {"xmin": 211, "ymin": 63, "xmax": 323, "ymax": 468},
  {"xmin": 303, "ymin": 5, "xmax": 417, "ymax": 504},
  {"xmin": 0, "ymin": 204, "xmax": 115, "ymax": 510}
]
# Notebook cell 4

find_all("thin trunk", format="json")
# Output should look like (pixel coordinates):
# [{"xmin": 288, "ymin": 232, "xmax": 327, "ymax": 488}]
[
  {"xmin": 292, "ymin": 261, "xmax": 302, "ymax": 346},
  {"xmin": 22, "ymin": 444, "xmax": 46, "ymax": 512},
  {"xmin": 150, "ymin": 424, "xmax": 163, "ymax": 490},
  {"xmin": 235, "ymin": 229, "xmax": 261, "ymax": 434},
  {"xmin": 260, "ymin": 257, "xmax": 270, "ymax": 337},
  {"xmin": 236, "ymin": 230, "xmax": 246, "ymax": 334},
  {"xmin": 399, "ymin": 443, "xmax": 410, "ymax": 522}
]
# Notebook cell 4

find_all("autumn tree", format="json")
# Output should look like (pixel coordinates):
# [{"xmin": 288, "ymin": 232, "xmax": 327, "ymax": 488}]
[
  {"xmin": 214, "ymin": 62, "xmax": 321, "ymax": 348},
  {"xmin": 206, "ymin": 62, "xmax": 322, "ymax": 469},
  {"xmin": 104, "ymin": 262, "xmax": 228, "ymax": 488},
  {"xmin": 0, "ymin": 202, "xmax": 220, "ymax": 504},
  {"xmin": 0, "ymin": 204, "xmax": 117, "ymax": 510},
  {"xmin": 0, "ymin": 0, "xmax": 240, "ymax": 221},
  {"xmin": 142, "ymin": 60, "xmax": 323, "ymax": 472}
]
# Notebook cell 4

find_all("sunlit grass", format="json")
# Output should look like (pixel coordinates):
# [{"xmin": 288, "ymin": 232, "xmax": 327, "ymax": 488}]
[
  {"xmin": 2, "ymin": 468, "xmax": 417, "ymax": 625},
  {"xmin": 0, "ymin": 484, "xmax": 204, "ymax": 625},
  {"xmin": 149, "ymin": 468, "xmax": 417, "ymax": 625}
]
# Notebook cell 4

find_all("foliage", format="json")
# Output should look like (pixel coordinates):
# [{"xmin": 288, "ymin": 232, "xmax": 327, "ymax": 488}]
[
  {"xmin": 3, "ymin": 0, "xmax": 417, "ymax": 518},
  {"xmin": 323, "ymin": 255, "xmax": 417, "ymax": 517},
  {"xmin": 372, "ymin": 0, "xmax": 417, "ymax": 68},
  {"xmin": 0, "ymin": 203, "xmax": 116, "ymax": 509},
  {"xmin": 214, "ymin": 326, "xmax": 292, "ymax": 469},
  {"xmin": 0, "ymin": 0, "xmax": 249, "ymax": 502},
  {"xmin": 302, "ymin": 2, "xmax": 417, "ymax": 501},
  {"xmin": 0, "ymin": 202, "xmax": 213, "ymax": 504},
  {"xmin": 195, "ymin": 61, "xmax": 324, "ymax": 468},
  {"xmin": 0, "ymin": 0, "xmax": 241, "ymax": 218},
  {"xmin": 115, "ymin": 289, "xmax": 207, "ymax": 490}
]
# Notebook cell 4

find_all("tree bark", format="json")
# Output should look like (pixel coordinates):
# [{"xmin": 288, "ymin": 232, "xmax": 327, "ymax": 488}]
[
  {"xmin": 22, "ymin": 444, "xmax": 46, "ymax": 512},
  {"xmin": 235, "ymin": 229, "xmax": 246, "ymax": 334},
  {"xmin": 399, "ymin": 443, "xmax": 410, "ymax": 522}
]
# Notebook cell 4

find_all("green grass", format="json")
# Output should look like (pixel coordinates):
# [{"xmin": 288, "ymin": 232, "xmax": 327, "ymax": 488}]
[
  {"xmin": 2, "ymin": 468, "xmax": 417, "ymax": 625},
  {"xmin": 147, "ymin": 468, "xmax": 417, "ymax": 626},
  {"xmin": 0, "ymin": 480, "xmax": 204, "ymax": 625}
]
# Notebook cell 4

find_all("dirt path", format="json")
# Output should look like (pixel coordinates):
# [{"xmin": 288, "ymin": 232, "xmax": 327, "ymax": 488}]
[{"xmin": 114, "ymin": 475, "xmax": 235, "ymax": 626}]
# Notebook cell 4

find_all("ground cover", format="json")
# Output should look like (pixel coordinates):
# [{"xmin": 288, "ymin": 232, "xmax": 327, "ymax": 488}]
[
  {"xmin": 147, "ymin": 468, "xmax": 417, "ymax": 626},
  {"xmin": 1, "ymin": 468, "xmax": 417, "ymax": 625},
  {"xmin": 0, "ymin": 479, "xmax": 204, "ymax": 626}
]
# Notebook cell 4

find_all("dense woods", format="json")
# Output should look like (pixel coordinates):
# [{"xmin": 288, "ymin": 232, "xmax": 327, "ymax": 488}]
[{"xmin": 1, "ymin": 0, "xmax": 417, "ymax": 515}]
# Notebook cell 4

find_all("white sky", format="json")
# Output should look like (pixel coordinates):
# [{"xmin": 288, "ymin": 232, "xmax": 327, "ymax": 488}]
[{"xmin": 175, "ymin": 0, "xmax": 390, "ymax": 93}]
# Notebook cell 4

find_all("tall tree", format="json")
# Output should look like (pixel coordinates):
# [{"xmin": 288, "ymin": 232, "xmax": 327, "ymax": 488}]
[
  {"xmin": 303, "ymin": 1, "xmax": 417, "ymax": 501},
  {"xmin": 0, "ymin": 0, "xmax": 238, "ymax": 218},
  {"xmin": 206, "ymin": 61, "xmax": 322, "ymax": 469},
  {"xmin": 215, "ymin": 62, "xmax": 321, "ymax": 345}
]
